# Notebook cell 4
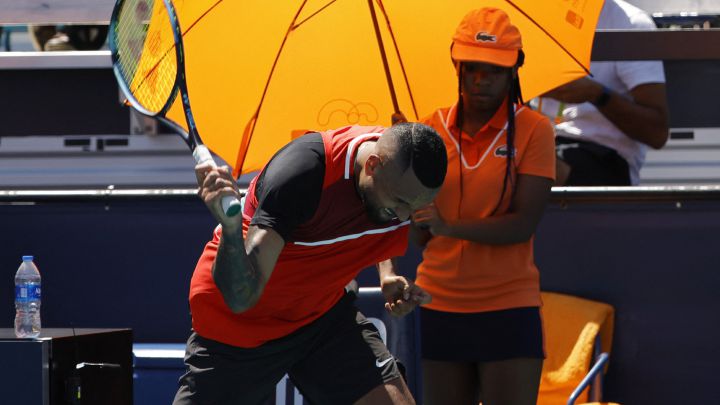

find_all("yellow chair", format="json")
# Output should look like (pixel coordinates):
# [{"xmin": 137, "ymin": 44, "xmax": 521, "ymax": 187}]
[{"xmin": 538, "ymin": 292, "xmax": 616, "ymax": 405}]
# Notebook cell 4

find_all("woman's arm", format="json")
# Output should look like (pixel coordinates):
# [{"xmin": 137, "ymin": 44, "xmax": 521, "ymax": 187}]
[{"xmin": 412, "ymin": 174, "xmax": 553, "ymax": 245}]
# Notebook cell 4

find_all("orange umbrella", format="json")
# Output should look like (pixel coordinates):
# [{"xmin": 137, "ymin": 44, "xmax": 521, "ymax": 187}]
[{"xmin": 161, "ymin": 0, "xmax": 603, "ymax": 176}]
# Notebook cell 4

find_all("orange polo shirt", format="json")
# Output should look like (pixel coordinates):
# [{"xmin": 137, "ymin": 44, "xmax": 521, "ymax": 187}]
[{"xmin": 416, "ymin": 102, "xmax": 555, "ymax": 313}]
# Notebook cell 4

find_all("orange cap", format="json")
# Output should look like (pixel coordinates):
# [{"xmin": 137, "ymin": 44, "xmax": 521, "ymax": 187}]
[{"xmin": 451, "ymin": 8, "xmax": 523, "ymax": 68}]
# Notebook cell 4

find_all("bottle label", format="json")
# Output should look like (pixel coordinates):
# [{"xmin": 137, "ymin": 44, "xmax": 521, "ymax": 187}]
[{"xmin": 15, "ymin": 283, "xmax": 41, "ymax": 303}]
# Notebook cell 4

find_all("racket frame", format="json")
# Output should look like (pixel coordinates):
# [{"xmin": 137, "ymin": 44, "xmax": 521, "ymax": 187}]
[{"xmin": 109, "ymin": 0, "xmax": 242, "ymax": 216}]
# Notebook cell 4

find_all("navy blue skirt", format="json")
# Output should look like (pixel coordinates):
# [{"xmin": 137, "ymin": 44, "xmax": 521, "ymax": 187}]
[{"xmin": 420, "ymin": 306, "xmax": 545, "ymax": 362}]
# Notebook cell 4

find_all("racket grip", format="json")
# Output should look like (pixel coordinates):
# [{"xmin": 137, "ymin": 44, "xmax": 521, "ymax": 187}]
[
  {"xmin": 221, "ymin": 195, "xmax": 243, "ymax": 217},
  {"xmin": 193, "ymin": 145, "xmax": 243, "ymax": 217}
]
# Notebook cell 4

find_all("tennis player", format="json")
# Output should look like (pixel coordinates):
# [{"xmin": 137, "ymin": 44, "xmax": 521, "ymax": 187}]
[{"xmin": 173, "ymin": 122, "xmax": 447, "ymax": 404}]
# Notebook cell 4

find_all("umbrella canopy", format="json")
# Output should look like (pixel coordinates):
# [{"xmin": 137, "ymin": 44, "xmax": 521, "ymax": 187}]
[{"xmin": 162, "ymin": 0, "xmax": 603, "ymax": 176}]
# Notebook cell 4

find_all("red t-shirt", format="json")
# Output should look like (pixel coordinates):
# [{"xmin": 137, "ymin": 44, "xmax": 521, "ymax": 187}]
[{"xmin": 189, "ymin": 126, "xmax": 410, "ymax": 347}]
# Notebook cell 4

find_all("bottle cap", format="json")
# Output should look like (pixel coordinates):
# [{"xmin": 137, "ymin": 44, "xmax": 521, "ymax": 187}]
[{"xmin": 22, "ymin": 255, "xmax": 34, "ymax": 261}]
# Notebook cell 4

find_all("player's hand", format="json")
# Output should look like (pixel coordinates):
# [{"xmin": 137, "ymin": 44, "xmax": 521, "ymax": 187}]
[
  {"xmin": 195, "ymin": 163, "xmax": 243, "ymax": 231},
  {"xmin": 380, "ymin": 275, "xmax": 431, "ymax": 317},
  {"xmin": 411, "ymin": 203, "xmax": 447, "ymax": 236}
]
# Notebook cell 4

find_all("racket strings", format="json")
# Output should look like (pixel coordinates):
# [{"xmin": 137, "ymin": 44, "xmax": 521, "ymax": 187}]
[{"xmin": 115, "ymin": 0, "xmax": 177, "ymax": 114}]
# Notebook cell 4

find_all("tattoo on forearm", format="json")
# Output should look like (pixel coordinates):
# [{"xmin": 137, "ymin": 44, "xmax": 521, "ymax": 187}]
[{"xmin": 213, "ymin": 229, "xmax": 262, "ymax": 312}]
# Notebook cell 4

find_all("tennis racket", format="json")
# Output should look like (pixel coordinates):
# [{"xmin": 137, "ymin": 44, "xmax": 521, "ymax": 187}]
[{"xmin": 109, "ymin": 0, "xmax": 242, "ymax": 217}]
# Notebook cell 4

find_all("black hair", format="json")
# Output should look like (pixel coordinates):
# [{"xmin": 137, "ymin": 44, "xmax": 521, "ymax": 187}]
[
  {"xmin": 456, "ymin": 50, "xmax": 525, "ymax": 215},
  {"xmin": 390, "ymin": 122, "xmax": 448, "ymax": 189}
]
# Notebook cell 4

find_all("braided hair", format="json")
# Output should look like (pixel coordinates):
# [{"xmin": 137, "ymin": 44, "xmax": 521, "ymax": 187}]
[{"xmin": 456, "ymin": 50, "xmax": 525, "ymax": 216}]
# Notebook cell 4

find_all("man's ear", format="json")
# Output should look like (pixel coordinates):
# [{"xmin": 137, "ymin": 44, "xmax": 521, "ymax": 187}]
[{"xmin": 365, "ymin": 154, "xmax": 382, "ymax": 176}]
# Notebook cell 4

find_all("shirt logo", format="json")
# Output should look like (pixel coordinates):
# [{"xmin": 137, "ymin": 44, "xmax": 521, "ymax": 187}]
[
  {"xmin": 494, "ymin": 144, "xmax": 516, "ymax": 158},
  {"xmin": 475, "ymin": 32, "xmax": 497, "ymax": 43},
  {"xmin": 375, "ymin": 356, "xmax": 393, "ymax": 368}
]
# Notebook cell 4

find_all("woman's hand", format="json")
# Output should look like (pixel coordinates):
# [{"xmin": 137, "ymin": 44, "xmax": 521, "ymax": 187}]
[{"xmin": 412, "ymin": 203, "xmax": 447, "ymax": 236}]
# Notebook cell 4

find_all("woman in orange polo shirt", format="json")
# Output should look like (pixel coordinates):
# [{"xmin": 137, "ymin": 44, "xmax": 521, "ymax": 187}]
[{"xmin": 411, "ymin": 8, "xmax": 556, "ymax": 405}]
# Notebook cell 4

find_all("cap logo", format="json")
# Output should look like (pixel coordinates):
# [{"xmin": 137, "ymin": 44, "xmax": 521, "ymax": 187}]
[{"xmin": 475, "ymin": 31, "xmax": 497, "ymax": 43}]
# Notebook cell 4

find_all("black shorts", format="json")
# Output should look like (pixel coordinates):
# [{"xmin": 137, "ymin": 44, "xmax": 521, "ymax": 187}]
[
  {"xmin": 420, "ymin": 306, "xmax": 545, "ymax": 362},
  {"xmin": 173, "ymin": 293, "xmax": 402, "ymax": 405},
  {"xmin": 555, "ymin": 136, "xmax": 631, "ymax": 186}
]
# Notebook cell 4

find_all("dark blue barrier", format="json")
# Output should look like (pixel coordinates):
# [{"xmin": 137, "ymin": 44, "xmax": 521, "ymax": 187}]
[
  {"xmin": 133, "ymin": 343, "xmax": 185, "ymax": 405},
  {"xmin": 0, "ymin": 196, "xmax": 212, "ymax": 343},
  {"xmin": 534, "ymin": 189, "xmax": 720, "ymax": 405},
  {"xmin": 1, "ymin": 187, "xmax": 719, "ymax": 405}
]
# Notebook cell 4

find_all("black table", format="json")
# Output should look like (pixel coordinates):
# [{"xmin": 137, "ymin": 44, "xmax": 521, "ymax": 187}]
[{"xmin": 0, "ymin": 328, "xmax": 132, "ymax": 405}]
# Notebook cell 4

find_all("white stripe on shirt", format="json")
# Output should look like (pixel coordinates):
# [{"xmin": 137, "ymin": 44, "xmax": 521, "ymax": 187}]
[{"xmin": 293, "ymin": 220, "xmax": 410, "ymax": 246}]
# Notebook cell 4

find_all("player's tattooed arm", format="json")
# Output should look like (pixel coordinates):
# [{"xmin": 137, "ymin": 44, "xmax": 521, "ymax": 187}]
[{"xmin": 213, "ymin": 225, "xmax": 283, "ymax": 313}]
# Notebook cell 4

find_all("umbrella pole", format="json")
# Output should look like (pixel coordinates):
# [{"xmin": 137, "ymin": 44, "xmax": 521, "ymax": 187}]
[{"xmin": 367, "ymin": 0, "xmax": 400, "ymax": 115}]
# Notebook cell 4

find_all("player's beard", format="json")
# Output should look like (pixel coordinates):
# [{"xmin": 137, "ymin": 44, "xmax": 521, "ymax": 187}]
[{"xmin": 358, "ymin": 188, "xmax": 395, "ymax": 224}]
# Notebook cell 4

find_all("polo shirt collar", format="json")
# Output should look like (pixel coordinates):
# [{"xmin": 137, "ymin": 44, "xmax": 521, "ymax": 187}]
[{"xmin": 448, "ymin": 97, "xmax": 511, "ymax": 136}]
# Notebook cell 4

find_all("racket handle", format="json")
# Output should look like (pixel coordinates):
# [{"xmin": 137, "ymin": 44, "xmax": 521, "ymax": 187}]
[{"xmin": 193, "ymin": 145, "xmax": 243, "ymax": 217}]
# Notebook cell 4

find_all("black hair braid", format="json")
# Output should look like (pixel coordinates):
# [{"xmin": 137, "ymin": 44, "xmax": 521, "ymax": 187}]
[
  {"xmin": 456, "ymin": 52, "xmax": 525, "ymax": 217},
  {"xmin": 489, "ymin": 83, "xmax": 515, "ymax": 216},
  {"xmin": 456, "ymin": 64, "xmax": 465, "ymax": 217},
  {"xmin": 491, "ymin": 50, "xmax": 525, "ymax": 215}
]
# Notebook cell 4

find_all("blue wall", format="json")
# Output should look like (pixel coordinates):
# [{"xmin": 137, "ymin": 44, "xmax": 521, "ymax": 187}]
[
  {"xmin": 0, "ymin": 198, "xmax": 209, "ymax": 342},
  {"xmin": 1, "ymin": 190, "xmax": 718, "ymax": 404},
  {"xmin": 535, "ymin": 198, "xmax": 720, "ymax": 405}
]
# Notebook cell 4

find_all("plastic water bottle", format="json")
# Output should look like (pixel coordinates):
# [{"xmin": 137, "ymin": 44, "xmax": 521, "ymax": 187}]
[{"xmin": 14, "ymin": 255, "xmax": 42, "ymax": 338}]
